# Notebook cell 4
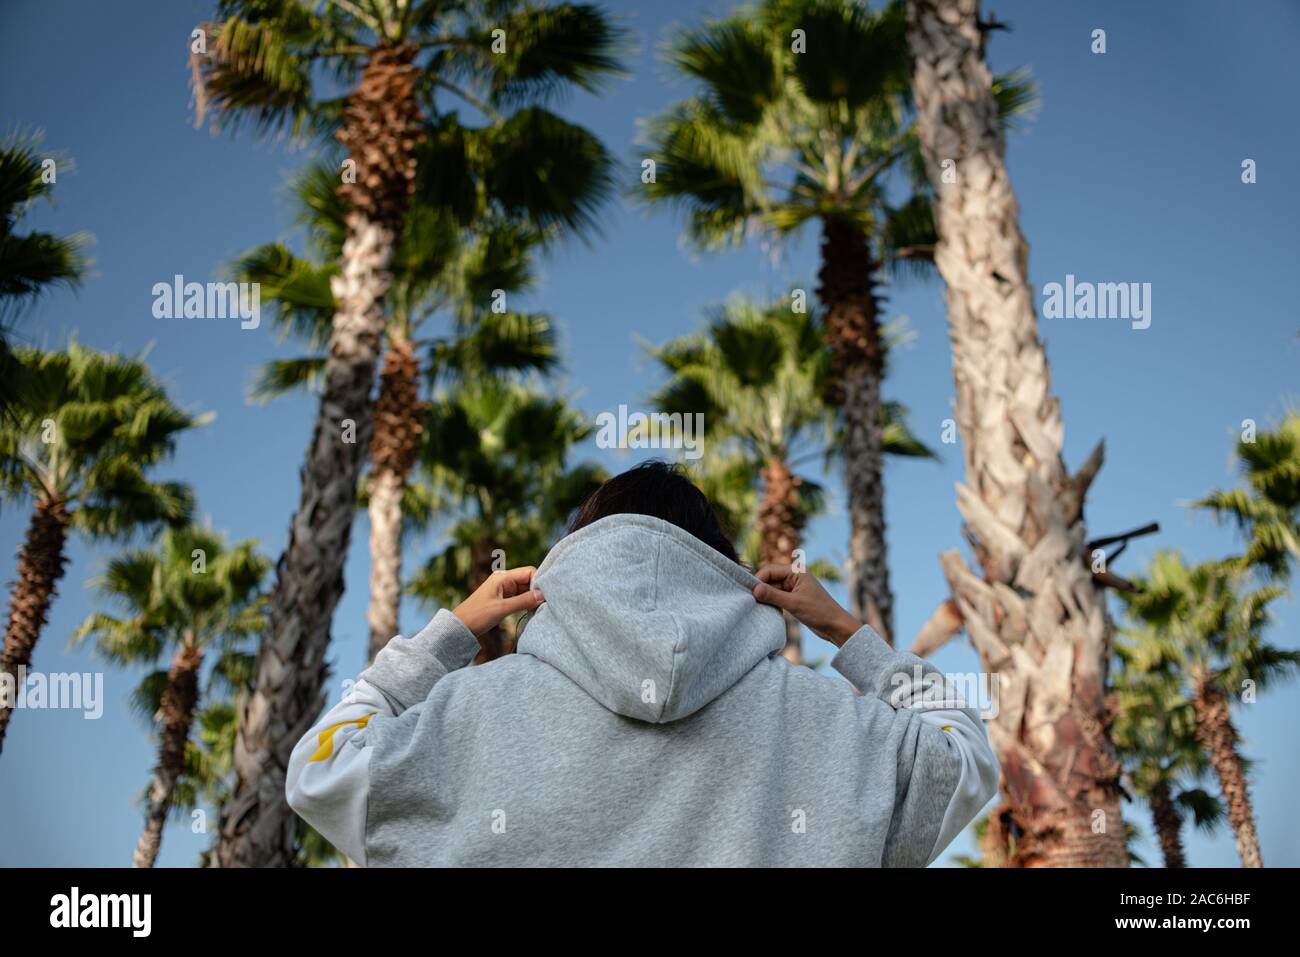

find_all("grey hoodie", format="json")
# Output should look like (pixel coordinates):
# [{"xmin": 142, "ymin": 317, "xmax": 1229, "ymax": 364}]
[{"xmin": 286, "ymin": 514, "xmax": 998, "ymax": 867}]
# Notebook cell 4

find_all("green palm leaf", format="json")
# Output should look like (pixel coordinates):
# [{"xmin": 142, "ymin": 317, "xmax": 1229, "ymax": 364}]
[{"xmin": 0, "ymin": 342, "xmax": 204, "ymax": 537}]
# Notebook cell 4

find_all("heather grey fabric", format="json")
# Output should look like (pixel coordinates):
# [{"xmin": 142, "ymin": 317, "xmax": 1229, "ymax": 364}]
[{"xmin": 352, "ymin": 513, "xmax": 993, "ymax": 866}]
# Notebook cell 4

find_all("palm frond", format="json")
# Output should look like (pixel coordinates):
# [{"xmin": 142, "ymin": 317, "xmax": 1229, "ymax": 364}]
[
  {"xmin": 192, "ymin": 10, "xmax": 325, "ymax": 140},
  {"xmin": 992, "ymin": 68, "xmax": 1039, "ymax": 131},
  {"xmin": 482, "ymin": 108, "xmax": 616, "ymax": 238},
  {"xmin": 0, "ymin": 132, "xmax": 90, "ymax": 323},
  {"xmin": 665, "ymin": 18, "xmax": 781, "ymax": 127},
  {"xmin": 230, "ymin": 242, "xmax": 336, "ymax": 347},
  {"xmin": 782, "ymin": 0, "xmax": 909, "ymax": 111},
  {"xmin": 250, "ymin": 356, "xmax": 328, "ymax": 401},
  {"xmin": 2, "ymin": 343, "xmax": 204, "ymax": 533}
]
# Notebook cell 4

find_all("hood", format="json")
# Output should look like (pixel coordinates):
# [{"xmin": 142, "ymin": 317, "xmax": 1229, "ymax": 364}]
[{"xmin": 517, "ymin": 513, "xmax": 786, "ymax": 723}]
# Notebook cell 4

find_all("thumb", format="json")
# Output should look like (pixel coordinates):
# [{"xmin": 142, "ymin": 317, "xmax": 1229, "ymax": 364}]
[{"xmin": 753, "ymin": 582, "xmax": 792, "ymax": 610}]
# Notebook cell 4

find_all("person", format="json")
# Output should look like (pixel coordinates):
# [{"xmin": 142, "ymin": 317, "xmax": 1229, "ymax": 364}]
[{"xmin": 286, "ymin": 460, "xmax": 998, "ymax": 866}]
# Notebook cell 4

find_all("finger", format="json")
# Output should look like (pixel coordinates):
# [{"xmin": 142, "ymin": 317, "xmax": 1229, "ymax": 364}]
[
  {"xmin": 497, "ymin": 566, "xmax": 537, "ymax": 591},
  {"xmin": 756, "ymin": 563, "xmax": 794, "ymax": 586},
  {"xmin": 753, "ymin": 582, "xmax": 792, "ymax": 610},
  {"xmin": 499, "ymin": 589, "xmax": 544, "ymax": 615}
]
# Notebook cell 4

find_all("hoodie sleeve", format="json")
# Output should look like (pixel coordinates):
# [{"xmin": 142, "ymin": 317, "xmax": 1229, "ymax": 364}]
[
  {"xmin": 831, "ymin": 626, "xmax": 999, "ymax": 867},
  {"xmin": 284, "ymin": 609, "xmax": 480, "ymax": 865}
]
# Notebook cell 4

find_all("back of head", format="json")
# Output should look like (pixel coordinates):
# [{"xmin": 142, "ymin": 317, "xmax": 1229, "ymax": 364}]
[{"xmin": 569, "ymin": 460, "xmax": 740, "ymax": 564}]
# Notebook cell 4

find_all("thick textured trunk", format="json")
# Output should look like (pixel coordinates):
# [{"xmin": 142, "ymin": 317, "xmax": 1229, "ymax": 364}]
[
  {"xmin": 1148, "ymin": 779, "xmax": 1186, "ymax": 869},
  {"xmin": 780, "ymin": 612, "xmax": 802, "ymax": 665},
  {"xmin": 908, "ymin": 0, "xmax": 1127, "ymax": 866},
  {"xmin": 758, "ymin": 456, "xmax": 805, "ymax": 664},
  {"xmin": 366, "ymin": 469, "xmax": 404, "ymax": 661},
  {"xmin": 134, "ymin": 642, "xmax": 204, "ymax": 868},
  {"xmin": 216, "ymin": 44, "xmax": 423, "ymax": 868},
  {"xmin": 818, "ymin": 217, "xmax": 892, "ymax": 643},
  {"xmin": 1194, "ymin": 681, "xmax": 1262, "ymax": 868},
  {"xmin": 983, "ymin": 805, "xmax": 1011, "ymax": 867},
  {"xmin": 0, "ymin": 496, "xmax": 70, "ymax": 754},
  {"xmin": 366, "ymin": 338, "xmax": 424, "ymax": 662},
  {"xmin": 469, "ymin": 536, "xmax": 508, "ymax": 663}
]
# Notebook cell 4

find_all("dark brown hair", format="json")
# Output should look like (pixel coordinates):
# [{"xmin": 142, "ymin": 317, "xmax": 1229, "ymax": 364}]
[{"xmin": 569, "ymin": 460, "xmax": 740, "ymax": 564}]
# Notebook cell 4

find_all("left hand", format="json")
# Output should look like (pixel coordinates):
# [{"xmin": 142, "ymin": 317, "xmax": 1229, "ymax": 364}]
[{"xmin": 453, "ymin": 566, "xmax": 544, "ymax": 638}]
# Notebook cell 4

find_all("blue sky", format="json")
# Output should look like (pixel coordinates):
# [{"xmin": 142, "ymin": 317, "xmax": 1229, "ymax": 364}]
[{"xmin": 1, "ymin": 0, "xmax": 1296, "ymax": 867}]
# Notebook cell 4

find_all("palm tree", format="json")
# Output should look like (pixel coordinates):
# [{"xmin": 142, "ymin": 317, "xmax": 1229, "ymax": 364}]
[
  {"xmin": 955, "ymin": 812, "xmax": 1149, "ymax": 868},
  {"xmin": 1195, "ymin": 411, "xmax": 1300, "ymax": 579},
  {"xmin": 1109, "ymin": 643, "xmax": 1224, "ymax": 868},
  {"xmin": 905, "ymin": 0, "xmax": 1127, "ymax": 866},
  {"xmin": 950, "ymin": 812, "xmax": 1024, "ymax": 868},
  {"xmin": 178, "ymin": 702, "xmax": 344, "ymax": 867},
  {"xmin": 688, "ymin": 450, "xmax": 764, "ymax": 564},
  {"xmin": 640, "ymin": 0, "xmax": 1026, "ymax": 643},
  {"xmin": 651, "ymin": 298, "xmax": 830, "ymax": 663},
  {"xmin": 0, "ymin": 344, "xmax": 201, "ymax": 754},
  {"xmin": 73, "ymin": 527, "xmax": 269, "ymax": 867},
  {"xmin": 238, "ymin": 167, "xmax": 561, "ymax": 660},
  {"xmin": 649, "ymin": 296, "xmax": 931, "ymax": 662},
  {"xmin": 156, "ymin": 659, "xmax": 343, "ymax": 867},
  {"xmin": 195, "ymin": 1, "xmax": 624, "ymax": 865},
  {"xmin": 0, "ymin": 132, "xmax": 89, "ymax": 412},
  {"xmin": 410, "ymin": 381, "xmax": 603, "ymax": 660},
  {"xmin": 1118, "ymin": 552, "xmax": 1298, "ymax": 868},
  {"xmin": 178, "ymin": 700, "xmax": 243, "ymax": 865}
]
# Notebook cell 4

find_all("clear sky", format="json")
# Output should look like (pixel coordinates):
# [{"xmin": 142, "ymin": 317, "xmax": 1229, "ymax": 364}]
[{"xmin": 1, "ymin": 0, "xmax": 1296, "ymax": 868}]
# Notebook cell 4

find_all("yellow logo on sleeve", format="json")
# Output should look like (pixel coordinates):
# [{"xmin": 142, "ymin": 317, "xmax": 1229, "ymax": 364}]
[{"xmin": 308, "ymin": 712, "xmax": 377, "ymax": 763}]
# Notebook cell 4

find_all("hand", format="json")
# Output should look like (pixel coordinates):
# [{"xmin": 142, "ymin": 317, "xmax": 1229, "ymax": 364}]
[
  {"xmin": 752, "ymin": 564, "xmax": 862, "ymax": 647},
  {"xmin": 453, "ymin": 566, "xmax": 544, "ymax": 638}
]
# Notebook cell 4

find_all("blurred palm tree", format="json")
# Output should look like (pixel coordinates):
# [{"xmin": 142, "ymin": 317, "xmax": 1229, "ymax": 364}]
[
  {"xmin": 237, "ymin": 164, "xmax": 560, "ymax": 660},
  {"xmin": 1118, "ymin": 552, "xmax": 1298, "ymax": 868},
  {"xmin": 194, "ymin": 0, "xmax": 625, "ymax": 866},
  {"xmin": 1195, "ymin": 411, "xmax": 1300, "ymax": 579},
  {"xmin": 172, "ymin": 700, "xmax": 345, "ymax": 867},
  {"xmin": 1109, "ymin": 643, "xmax": 1224, "ymax": 868},
  {"xmin": 73, "ymin": 527, "xmax": 269, "ymax": 867},
  {"xmin": 954, "ymin": 812, "xmax": 1148, "ymax": 868},
  {"xmin": 0, "ymin": 132, "xmax": 90, "ymax": 413},
  {"xmin": 639, "ymin": 0, "xmax": 1027, "ymax": 642},
  {"xmin": 409, "ymin": 380, "xmax": 603, "ymax": 660},
  {"xmin": 0, "ymin": 344, "xmax": 202, "ymax": 754},
  {"xmin": 649, "ymin": 296, "xmax": 931, "ymax": 662}
]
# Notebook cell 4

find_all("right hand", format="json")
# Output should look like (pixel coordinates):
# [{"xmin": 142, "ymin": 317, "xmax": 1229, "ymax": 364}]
[{"xmin": 752, "ymin": 564, "xmax": 862, "ymax": 647}]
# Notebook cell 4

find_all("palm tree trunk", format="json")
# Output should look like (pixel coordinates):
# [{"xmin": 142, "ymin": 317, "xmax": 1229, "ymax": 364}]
[
  {"xmin": 758, "ymin": 456, "xmax": 805, "ymax": 664},
  {"xmin": 0, "ymin": 496, "xmax": 69, "ymax": 754},
  {"xmin": 366, "ymin": 337, "xmax": 424, "ymax": 662},
  {"xmin": 134, "ymin": 642, "xmax": 204, "ymax": 868},
  {"xmin": 470, "ymin": 536, "xmax": 508, "ymax": 663},
  {"xmin": 819, "ymin": 216, "xmax": 893, "ymax": 644},
  {"xmin": 366, "ymin": 469, "xmax": 404, "ymax": 661},
  {"xmin": 1194, "ymin": 681, "xmax": 1262, "ymax": 867},
  {"xmin": 216, "ymin": 44, "xmax": 424, "ymax": 868},
  {"xmin": 983, "ymin": 805, "xmax": 1011, "ymax": 867},
  {"xmin": 907, "ymin": 0, "xmax": 1127, "ymax": 866},
  {"xmin": 1148, "ymin": 779, "xmax": 1186, "ymax": 868}
]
